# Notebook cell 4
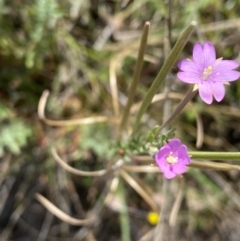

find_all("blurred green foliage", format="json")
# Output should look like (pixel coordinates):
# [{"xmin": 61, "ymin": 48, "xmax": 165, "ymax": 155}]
[
  {"xmin": 0, "ymin": 103, "xmax": 31, "ymax": 156},
  {"xmin": 79, "ymin": 123, "xmax": 114, "ymax": 159}
]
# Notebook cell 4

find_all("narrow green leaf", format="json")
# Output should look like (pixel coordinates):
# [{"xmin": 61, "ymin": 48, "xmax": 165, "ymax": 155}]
[{"xmin": 132, "ymin": 21, "xmax": 197, "ymax": 136}]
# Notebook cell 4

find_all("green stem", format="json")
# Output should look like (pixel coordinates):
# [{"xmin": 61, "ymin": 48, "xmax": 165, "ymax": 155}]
[
  {"xmin": 118, "ymin": 22, "xmax": 150, "ymax": 139},
  {"xmin": 189, "ymin": 151, "xmax": 240, "ymax": 161},
  {"xmin": 131, "ymin": 21, "xmax": 197, "ymax": 137},
  {"xmin": 159, "ymin": 88, "xmax": 197, "ymax": 131}
]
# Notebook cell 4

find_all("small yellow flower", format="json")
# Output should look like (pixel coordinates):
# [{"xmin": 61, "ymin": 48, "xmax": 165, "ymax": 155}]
[{"xmin": 147, "ymin": 212, "xmax": 160, "ymax": 225}]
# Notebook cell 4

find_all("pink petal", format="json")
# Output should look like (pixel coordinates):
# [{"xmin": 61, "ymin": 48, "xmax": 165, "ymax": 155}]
[
  {"xmin": 156, "ymin": 158, "xmax": 175, "ymax": 179},
  {"xmin": 177, "ymin": 72, "xmax": 200, "ymax": 84},
  {"xmin": 178, "ymin": 59, "xmax": 199, "ymax": 73},
  {"xmin": 155, "ymin": 146, "xmax": 170, "ymax": 162},
  {"xmin": 213, "ymin": 60, "xmax": 239, "ymax": 72},
  {"xmin": 158, "ymin": 160, "xmax": 170, "ymax": 173},
  {"xmin": 203, "ymin": 41, "xmax": 216, "ymax": 66},
  {"xmin": 163, "ymin": 168, "xmax": 176, "ymax": 179},
  {"xmin": 198, "ymin": 82, "xmax": 213, "ymax": 104},
  {"xmin": 176, "ymin": 145, "xmax": 190, "ymax": 164},
  {"xmin": 211, "ymin": 70, "xmax": 240, "ymax": 82},
  {"xmin": 193, "ymin": 42, "xmax": 204, "ymax": 69},
  {"xmin": 172, "ymin": 163, "xmax": 187, "ymax": 174},
  {"xmin": 167, "ymin": 139, "xmax": 181, "ymax": 152},
  {"xmin": 155, "ymin": 146, "xmax": 170, "ymax": 172},
  {"xmin": 210, "ymin": 82, "xmax": 225, "ymax": 102}
]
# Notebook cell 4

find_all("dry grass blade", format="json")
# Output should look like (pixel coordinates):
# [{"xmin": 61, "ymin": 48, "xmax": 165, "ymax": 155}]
[
  {"xmin": 36, "ymin": 212, "xmax": 53, "ymax": 241},
  {"xmin": 123, "ymin": 165, "xmax": 159, "ymax": 173},
  {"xmin": 35, "ymin": 193, "xmax": 96, "ymax": 226},
  {"xmin": 190, "ymin": 160, "xmax": 240, "ymax": 171},
  {"xmin": 38, "ymin": 90, "xmax": 108, "ymax": 126},
  {"xmin": 120, "ymin": 170, "xmax": 159, "ymax": 212},
  {"xmin": 132, "ymin": 155, "xmax": 154, "ymax": 162},
  {"xmin": 195, "ymin": 113, "xmax": 203, "ymax": 148},
  {"xmin": 51, "ymin": 148, "xmax": 108, "ymax": 177},
  {"xmin": 73, "ymin": 175, "xmax": 117, "ymax": 240},
  {"xmin": 137, "ymin": 229, "xmax": 155, "ymax": 241},
  {"xmin": 169, "ymin": 185, "xmax": 183, "ymax": 227},
  {"xmin": 109, "ymin": 59, "xmax": 120, "ymax": 117},
  {"xmin": 204, "ymin": 170, "xmax": 240, "ymax": 209},
  {"xmin": 131, "ymin": 92, "xmax": 185, "ymax": 113},
  {"xmin": 104, "ymin": 176, "xmax": 120, "ymax": 207},
  {"xmin": 1, "ymin": 200, "xmax": 28, "ymax": 240},
  {"xmin": 199, "ymin": 18, "xmax": 240, "ymax": 32}
]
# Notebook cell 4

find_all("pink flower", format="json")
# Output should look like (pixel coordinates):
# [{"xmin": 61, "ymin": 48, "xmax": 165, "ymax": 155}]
[
  {"xmin": 177, "ymin": 41, "xmax": 240, "ymax": 104},
  {"xmin": 155, "ymin": 139, "xmax": 190, "ymax": 179}
]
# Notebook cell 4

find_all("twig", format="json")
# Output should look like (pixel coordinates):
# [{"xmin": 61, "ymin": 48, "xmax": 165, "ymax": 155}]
[
  {"xmin": 51, "ymin": 148, "xmax": 108, "ymax": 177},
  {"xmin": 38, "ymin": 90, "xmax": 107, "ymax": 126},
  {"xmin": 52, "ymin": 148, "xmax": 124, "ymax": 177},
  {"xmin": 169, "ymin": 178, "xmax": 184, "ymax": 227},
  {"xmin": 35, "ymin": 193, "xmax": 96, "ymax": 226},
  {"xmin": 120, "ymin": 170, "xmax": 159, "ymax": 212}
]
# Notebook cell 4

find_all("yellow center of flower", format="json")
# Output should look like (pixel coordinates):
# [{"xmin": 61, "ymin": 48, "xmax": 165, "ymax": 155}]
[
  {"xmin": 166, "ymin": 152, "xmax": 178, "ymax": 165},
  {"xmin": 202, "ymin": 65, "xmax": 213, "ymax": 80}
]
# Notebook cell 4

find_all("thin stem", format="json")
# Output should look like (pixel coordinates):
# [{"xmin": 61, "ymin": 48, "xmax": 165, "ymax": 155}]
[
  {"xmin": 159, "ymin": 87, "xmax": 198, "ymax": 131},
  {"xmin": 167, "ymin": 0, "xmax": 172, "ymax": 48},
  {"xmin": 189, "ymin": 151, "xmax": 240, "ymax": 161},
  {"xmin": 118, "ymin": 21, "xmax": 150, "ymax": 139},
  {"xmin": 190, "ymin": 160, "xmax": 239, "ymax": 171},
  {"xmin": 131, "ymin": 21, "xmax": 196, "ymax": 136}
]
